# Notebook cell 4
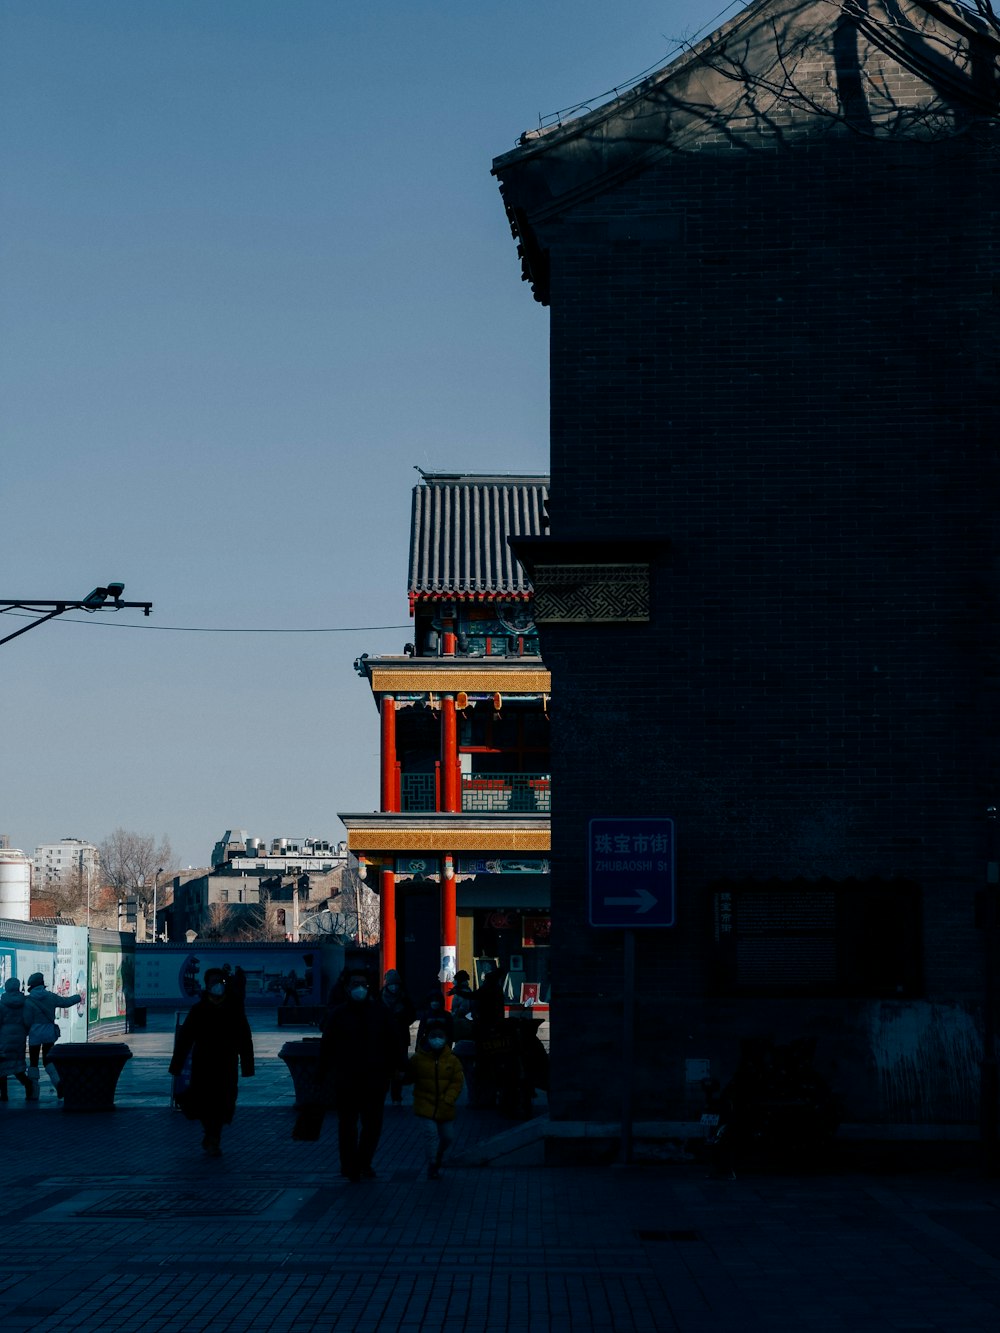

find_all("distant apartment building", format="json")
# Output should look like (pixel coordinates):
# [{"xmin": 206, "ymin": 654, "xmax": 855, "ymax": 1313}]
[
  {"xmin": 168, "ymin": 831, "xmax": 349, "ymax": 939},
  {"xmin": 32, "ymin": 837, "xmax": 99, "ymax": 888},
  {"xmin": 211, "ymin": 829, "xmax": 346, "ymax": 873}
]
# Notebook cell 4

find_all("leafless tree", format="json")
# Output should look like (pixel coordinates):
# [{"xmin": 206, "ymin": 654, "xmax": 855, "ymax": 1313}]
[
  {"xmin": 657, "ymin": 0, "xmax": 1000, "ymax": 146},
  {"xmin": 337, "ymin": 863, "xmax": 381, "ymax": 946},
  {"xmin": 30, "ymin": 870, "xmax": 118, "ymax": 927},
  {"xmin": 524, "ymin": 0, "xmax": 1000, "ymax": 163},
  {"xmin": 970, "ymin": 0, "xmax": 1000, "ymax": 37},
  {"xmin": 196, "ymin": 901, "xmax": 235, "ymax": 942},
  {"xmin": 98, "ymin": 828, "xmax": 174, "ymax": 935},
  {"xmin": 30, "ymin": 870, "xmax": 82, "ymax": 921},
  {"xmin": 229, "ymin": 897, "xmax": 287, "ymax": 943}
]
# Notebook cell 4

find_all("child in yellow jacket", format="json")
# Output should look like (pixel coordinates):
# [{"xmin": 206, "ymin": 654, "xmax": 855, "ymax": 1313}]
[{"xmin": 406, "ymin": 1020, "xmax": 464, "ymax": 1179}]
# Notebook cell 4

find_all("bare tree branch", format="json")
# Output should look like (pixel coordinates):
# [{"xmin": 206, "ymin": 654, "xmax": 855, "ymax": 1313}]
[{"xmin": 97, "ymin": 827, "xmax": 175, "ymax": 929}]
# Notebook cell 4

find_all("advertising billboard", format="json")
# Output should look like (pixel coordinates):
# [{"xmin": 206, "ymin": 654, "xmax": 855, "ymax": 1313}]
[{"xmin": 134, "ymin": 945, "xmax": 321, "ymax": 1007}]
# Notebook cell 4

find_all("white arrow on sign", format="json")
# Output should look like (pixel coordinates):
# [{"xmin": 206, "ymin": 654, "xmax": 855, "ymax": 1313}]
[{"xmin": 603, "ymin": 888, "xmax": 658, "ymax": 914}]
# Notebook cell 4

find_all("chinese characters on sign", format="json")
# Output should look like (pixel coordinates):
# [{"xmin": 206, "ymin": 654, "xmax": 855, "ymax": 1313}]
[
  {"xmin": 588, "ymin": 818, "xmax": 676, "ymax": 928},
  {"xmin": 716, "ymin": 891, "xmax": 734, "ymax": 938}
]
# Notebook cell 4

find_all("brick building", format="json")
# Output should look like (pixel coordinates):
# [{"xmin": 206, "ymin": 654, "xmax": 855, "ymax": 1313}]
[{"xmin": 492, "ymin": 0, "xmax": 1000, "ymax": 1133}]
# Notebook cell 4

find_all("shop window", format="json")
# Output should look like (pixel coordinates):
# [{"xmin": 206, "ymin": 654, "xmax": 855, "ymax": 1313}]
[
  {"xmin": 708, "ymin": 878, "xmax": 922, "ymax": 998},
  {"xmin": 522, "ymin": 915, "xmax": 551, "ymax": 947}
]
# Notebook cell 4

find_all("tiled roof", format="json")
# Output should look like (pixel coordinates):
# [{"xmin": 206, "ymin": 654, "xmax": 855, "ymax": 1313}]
[{"xmin": 409, "ymin": 473, "xmax": 549, "ymax": 600}]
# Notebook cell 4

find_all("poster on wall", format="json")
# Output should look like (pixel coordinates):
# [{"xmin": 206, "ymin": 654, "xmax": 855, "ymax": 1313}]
[
  {"xmin": 0, "ymin": 947, "xmax": 16, "ymax": 989},
  {"xmin": 134, "ymin": 948, "xmax": 320, "ymax": 1006},
  {"xmin": 55, "ymin": 924, "xmax": 88, "ymax": 1042},
  {"xmin": 89, "ymin": 947, "xmax": 126, "ymax": 1025},
  {"xmin": 0, "ymin": 945, "xmax": 57, "ymax": 994}
]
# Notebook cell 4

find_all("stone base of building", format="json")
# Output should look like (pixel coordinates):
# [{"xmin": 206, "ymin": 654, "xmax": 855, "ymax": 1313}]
[{"xmin": 453, "ymin": 1117, "xmax": 984, "ymax": 1170}]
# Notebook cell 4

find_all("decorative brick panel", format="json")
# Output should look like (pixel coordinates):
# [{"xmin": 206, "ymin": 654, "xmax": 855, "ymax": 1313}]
[{"xmin": 532, "ymin": 563, "xmax": 649, "ymax": 623}]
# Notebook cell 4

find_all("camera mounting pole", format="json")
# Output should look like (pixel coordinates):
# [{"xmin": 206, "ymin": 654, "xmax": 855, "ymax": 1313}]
[{"xmin": 0, "ymin": 584, "xmax": 153, "ymax": 647}]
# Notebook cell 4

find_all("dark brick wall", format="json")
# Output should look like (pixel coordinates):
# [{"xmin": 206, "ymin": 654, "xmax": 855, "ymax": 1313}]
[{"xmin": 538, "ymin": 131, "xmax": 1000, "ymax": 1123}]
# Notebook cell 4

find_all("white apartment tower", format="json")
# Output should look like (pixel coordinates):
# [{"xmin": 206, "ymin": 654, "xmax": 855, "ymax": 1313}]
[{"xmin": 32, "ymin": 837, "xmax": 99, "ymax": 888}]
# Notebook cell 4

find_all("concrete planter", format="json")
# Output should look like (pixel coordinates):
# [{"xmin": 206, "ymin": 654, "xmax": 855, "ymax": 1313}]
[
  {"xmin": 46, "ymin": 1043, "xmax": 133, "ymax": 1112},
  {"xmin": 278, "ymin": 1039, "xmax": 336, "ymax": 1109}
]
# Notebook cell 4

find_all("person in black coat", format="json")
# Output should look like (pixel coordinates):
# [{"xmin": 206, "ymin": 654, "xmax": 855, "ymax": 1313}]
[
  {"xmin": 380, "ymin": 969, "xmax": 416, "ymax": 1105},
  {"xmin": 470, "ymin": 967, "xmax": 507, "ymax": 1108},
  {"xmin": 169, "ymin": 967, "xmax": 255, "ymax": 1157},
  {"xmin": 319, "ymin": 969, "xmax": 400, "ymax": 1181}
]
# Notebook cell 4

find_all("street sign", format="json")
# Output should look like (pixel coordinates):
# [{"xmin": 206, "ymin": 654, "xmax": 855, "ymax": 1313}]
[{"xmin": 588, "ymin": 817, "xmax": 675, "ymax": 927}]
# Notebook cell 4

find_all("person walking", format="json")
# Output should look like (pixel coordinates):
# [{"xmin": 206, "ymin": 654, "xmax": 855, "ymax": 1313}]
[
  {"xmin": 448, "ymin": 970, "xmax": 474, "ymax": 1020},
  {"xmin": 447, "ymin": 970, "xmax": 476, "ymax": 1043},
  {"xmin": 468, "ymin": 966, "xmax": 508, "ymax": 1106},
  {"xmin": 380, "ymin": 969, "xmax": 416, "ymax": 1106},
  {"xmin": 24, "ymin": 971, "xmax": 81, "ymax": 1100},
  {"xmin": 168, "ymin": 967, "xmax": 255, "ymax": 1157},
  {"xmin": 405, "ymin": 1019, "xmax": 465, "ymax": 1179},
  {"xmin": 0, "ymin": 978, "xmax": 34, "ymax": 1103},
  {"xmin": 319, "ymin": 969, "xmax": 400, "ymax": 1181}
]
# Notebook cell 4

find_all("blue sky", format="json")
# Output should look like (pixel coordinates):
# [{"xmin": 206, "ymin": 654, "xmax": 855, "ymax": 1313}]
[{"xmin": 2, "ymin": 0, "xmax": 733, "ymax": 869}]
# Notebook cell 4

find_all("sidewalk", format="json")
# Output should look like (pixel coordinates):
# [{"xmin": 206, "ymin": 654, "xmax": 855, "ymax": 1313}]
[{"xmin": 2, "ymin": 1015, "xmax": 999, "ymax": 1332}]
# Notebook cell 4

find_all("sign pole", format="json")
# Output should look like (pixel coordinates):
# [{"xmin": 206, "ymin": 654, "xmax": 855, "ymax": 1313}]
[
  {"xmin": 587, "ymin": 818, "xmax": 674, "ymax": 1166},
  {"xmin": 622, "ymin": 928, "xmax": 635, "ymax": 1165}
]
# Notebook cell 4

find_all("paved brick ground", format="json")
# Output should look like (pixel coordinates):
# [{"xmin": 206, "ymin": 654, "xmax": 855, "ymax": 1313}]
[{"xmin": 1, "ymin": 1016, "xmax": 999, "ymax": 1332}]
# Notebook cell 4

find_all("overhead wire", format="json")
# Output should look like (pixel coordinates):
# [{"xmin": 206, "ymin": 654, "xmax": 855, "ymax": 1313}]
[{"xmin": 0, "ymin": 608, "xmax": 410, "ymax": 634}]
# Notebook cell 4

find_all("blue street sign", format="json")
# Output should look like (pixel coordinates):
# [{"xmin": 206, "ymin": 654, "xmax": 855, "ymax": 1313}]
[{"xmin": 588, "ymin": 817, "xmax": 675, "ymax": 928}]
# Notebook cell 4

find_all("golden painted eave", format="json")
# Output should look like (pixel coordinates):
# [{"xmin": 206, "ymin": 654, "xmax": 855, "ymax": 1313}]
[
  {"xmin": 339, "ymin": 812, "xmax": 550, "ymax": 856},
  {"xmin": 363, "ymin": 656, "xmax": 550, "ymax": 695}
]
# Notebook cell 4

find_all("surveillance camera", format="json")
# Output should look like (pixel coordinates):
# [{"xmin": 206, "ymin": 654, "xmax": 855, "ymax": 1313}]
[{"xmin": 106, "ymin": 581, "xmax": 125, "ymax": 600}]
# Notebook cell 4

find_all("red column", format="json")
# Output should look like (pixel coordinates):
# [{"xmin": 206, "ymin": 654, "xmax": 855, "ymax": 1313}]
[
  {"xmin": 379, "ymin": 697, "xmax": 398, "ymax": 975},
  {"xmin": 380, "ymin": 867, "xmax": 396, "ymax": 975},
  {"xmin": 441, "ymin": 695, "xmax": 460, "ymax": 813},
  {"xmin": 441, "ymin": 855, "xmax": 456, "ymax": 1008},
  {"xmin": 380, "ymin": 696, "xmax": 397, "ymax": 812}
]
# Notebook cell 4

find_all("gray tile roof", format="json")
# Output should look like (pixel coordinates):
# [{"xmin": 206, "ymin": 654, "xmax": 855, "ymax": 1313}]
[{"xmin": 409, "ymin": 473, "xmax": 549, "ymax": 600}]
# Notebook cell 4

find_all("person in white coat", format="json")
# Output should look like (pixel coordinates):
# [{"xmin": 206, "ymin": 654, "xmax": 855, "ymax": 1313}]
[{"xmin": 24, "ymin": 972, "xmax": 82, "ymax": 1099}]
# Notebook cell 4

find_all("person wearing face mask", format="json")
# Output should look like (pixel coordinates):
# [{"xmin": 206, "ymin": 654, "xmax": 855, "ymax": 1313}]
[
  {"xmin": 168, "ymin": 967, "xmax": 255, "ymax": 1157},
  {"xmin": 415, "ymin": 988, "xmax": 454, "ymax": 1051},
  {"xmin": 319, "ymin": 970, "xmax": 401, "ymax": 1181},
  {"xmin": 404, "ymin": 1020, "xmax": 465, "ymax": 1179}
]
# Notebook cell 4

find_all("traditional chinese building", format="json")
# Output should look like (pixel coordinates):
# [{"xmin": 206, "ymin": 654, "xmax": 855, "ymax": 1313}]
[{"xmin": 340, "ymin": 472, "xmax": 551, "ymax": 1001}]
